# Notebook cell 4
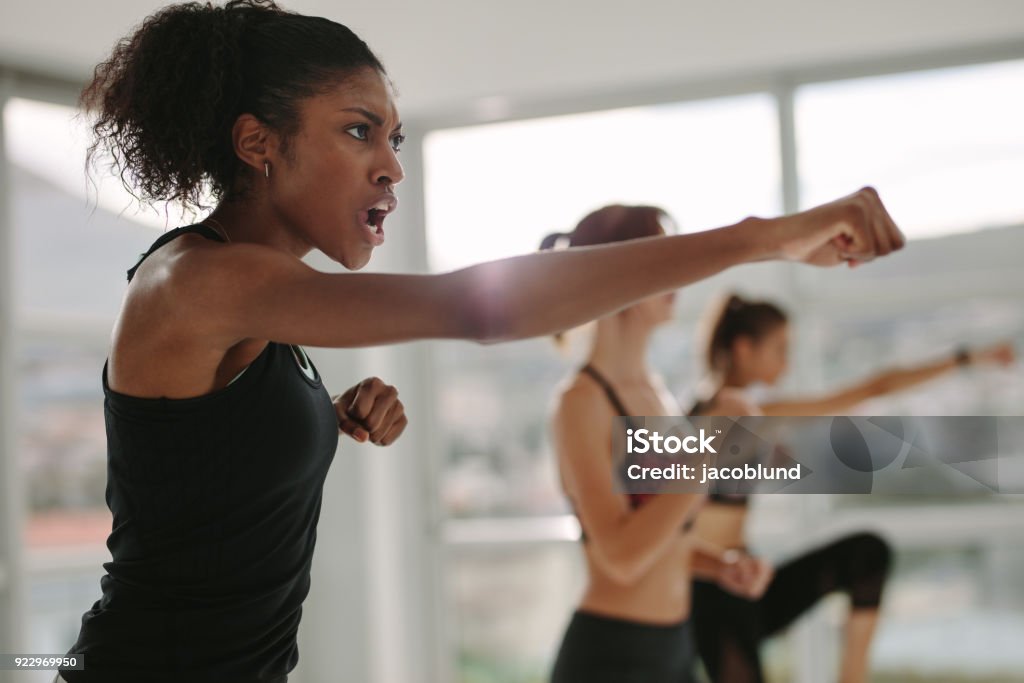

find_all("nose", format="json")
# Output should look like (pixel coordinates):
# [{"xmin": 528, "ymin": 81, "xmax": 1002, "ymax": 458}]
[{"xmin": 373, "ymin": 143, "xmax": 405, "ymax": 187}]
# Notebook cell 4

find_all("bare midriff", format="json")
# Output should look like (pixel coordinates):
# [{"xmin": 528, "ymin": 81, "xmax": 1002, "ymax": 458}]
[{"xmin": 578, "ymin": 534, "xmax": 693, "ymax": 625}]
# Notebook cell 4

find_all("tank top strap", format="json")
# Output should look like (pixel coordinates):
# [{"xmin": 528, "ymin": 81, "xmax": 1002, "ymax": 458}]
[
  {"xmin": 126, "ymin": 224, "xmax": 226, "ymax": 283},
  {"xmin": 579, "ymin": 363, "xmax": 632, "ymax": 417}
]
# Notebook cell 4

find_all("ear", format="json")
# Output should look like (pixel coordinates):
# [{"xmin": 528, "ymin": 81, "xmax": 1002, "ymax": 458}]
[
  {"xmin": 732, "ymin": 336, "xmax": 754, "ymax": 364},
  {"xmin": 231, "ymin": 113, "xmax": 279, "ymax": 173}
]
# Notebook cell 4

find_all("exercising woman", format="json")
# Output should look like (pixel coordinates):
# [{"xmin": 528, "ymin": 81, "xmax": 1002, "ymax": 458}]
[
  {"xmin": 688, "ymin": 293, "xmax": 1015, "ymax": 683},
  {"xmin": 543, "ymin": 207, "xmax": 774, "ymax": 683},
  {"xmin": 58, "ymin": 1, "xmax": 904, "ymax": 680}
]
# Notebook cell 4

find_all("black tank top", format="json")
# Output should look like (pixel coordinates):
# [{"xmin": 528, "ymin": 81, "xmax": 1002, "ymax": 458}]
[{"xmin": 61, "ymin": 225, "xmax": 339, "ymax": 683}]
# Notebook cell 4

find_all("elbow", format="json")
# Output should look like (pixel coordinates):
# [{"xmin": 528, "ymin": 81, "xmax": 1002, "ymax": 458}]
[
  {"xmin": 463, "ymin": 299, "xmax": 512, "ymax": 345},
  {"xmin": 454, "ymin": 269, "xmax": 518, "ymax": 344},
  {"xmin": 593, "ymin": 544, "xmax": 648, "ymax": 586}
]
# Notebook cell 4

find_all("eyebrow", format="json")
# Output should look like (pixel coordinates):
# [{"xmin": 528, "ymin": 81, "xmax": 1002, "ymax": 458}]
[{"xmin": 340, "ymin": 107, "xmax": 403, "ymax": 131}]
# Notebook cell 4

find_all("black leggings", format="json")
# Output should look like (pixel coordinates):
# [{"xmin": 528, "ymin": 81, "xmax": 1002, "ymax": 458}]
[
  {"xmin": 551, "ymin": 610, "xmax": 698, "ymax": 683},
  {"xmin": 691, "ymin": 532, "xmax": 892, "ymax": 683}
]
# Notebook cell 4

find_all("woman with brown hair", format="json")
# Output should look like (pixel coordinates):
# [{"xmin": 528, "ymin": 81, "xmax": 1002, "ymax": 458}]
[
  {"xmin": 544, "ymin": 207, "xmax": 774, "ymax": 683},
  {"xmin": 688, "ymin": 293, "xmax": 1014, "ymax": 683}
]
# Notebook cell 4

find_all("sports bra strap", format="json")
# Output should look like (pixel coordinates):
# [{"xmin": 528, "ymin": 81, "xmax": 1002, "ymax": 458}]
[
  {"xmin": 126, "ymin": 224, "xmax": 226, "ymax": 283},
  {"xmin": 579, "ymin": 363, "xmax": 632, "ymax": 417}
]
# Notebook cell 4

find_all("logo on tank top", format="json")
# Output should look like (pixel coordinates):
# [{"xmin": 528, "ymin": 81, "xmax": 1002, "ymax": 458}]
[{"xmin": 289, "ymin": 344, "xmax": 319, "ymax": 382}]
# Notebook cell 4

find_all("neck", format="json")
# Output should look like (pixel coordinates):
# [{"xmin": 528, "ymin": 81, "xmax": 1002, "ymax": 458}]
[
  {"xmin": 206, "ymin": 199, "xmax": 316, "ymax": 259},
  {"xmin": 720, "ymin": 367, "xmax": 752, "ymax": 391},
  {"xmin": 586, "ymin": 315, "xmax": 654, "ymax": 384}
]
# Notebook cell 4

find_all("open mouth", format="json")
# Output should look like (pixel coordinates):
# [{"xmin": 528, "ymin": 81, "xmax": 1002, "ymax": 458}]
[{"xmin": 360, "ymin": 196, "xmax": 397, "ymax": 246}]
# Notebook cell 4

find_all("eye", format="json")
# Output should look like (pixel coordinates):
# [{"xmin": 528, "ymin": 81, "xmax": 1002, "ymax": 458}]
[
  {"xmin": 390, "ymin": 133, "xmax": 406, "ymax": 153},
  {"xmin": 345, "ymin": 124, "xmax": 370, "ymax": 141}
]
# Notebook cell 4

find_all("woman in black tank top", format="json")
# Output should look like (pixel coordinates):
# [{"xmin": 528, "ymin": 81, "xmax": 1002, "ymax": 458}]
[
  {"xmin": 58, "ymin": 1, "xmax": 907, "ymax": 680},
  {"xmin": 688, "ymin": 293, "xmax": 1014, "ymax": 683}
]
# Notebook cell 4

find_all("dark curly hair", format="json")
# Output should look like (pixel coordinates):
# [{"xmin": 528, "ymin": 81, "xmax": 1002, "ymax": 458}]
[{"xmin": 81, "ymin": 0, "xmax": 386, "ymax": 208}]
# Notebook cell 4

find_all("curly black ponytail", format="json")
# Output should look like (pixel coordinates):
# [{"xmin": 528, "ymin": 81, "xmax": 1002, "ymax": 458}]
[{"xmin": 81, "ymin": 0, "xmax": 385, "ymax": 208}]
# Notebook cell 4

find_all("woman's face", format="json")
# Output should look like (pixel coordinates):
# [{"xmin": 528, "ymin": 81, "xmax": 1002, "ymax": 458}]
[
  {"xmin": 745, "ymin": 324, "xmax": 790, "ymax": 385},
  {"xmin": 268, "ymin": 67, "xmax": 405, "ymax": 270},
  {"xmin": 640, "ymin": 290, "xmax": 677, "ymax": 327}
]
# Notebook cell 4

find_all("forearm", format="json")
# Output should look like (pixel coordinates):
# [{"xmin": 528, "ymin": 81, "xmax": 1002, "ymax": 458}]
[
  {"xmin": 690, "ymin": 538, "xmax": 735, "ymax": 581},
  {"xmin": 870, "ymin": 358, "xmax": 957, "ymax": 396},
  {"xmin": 452, "ymin": 217, "xmax": 774, "ymax": 343},
  {"xmin": 763, "ymin": 357, "xmax": 959, "ymax": 416},
  {"xmin": 593, "ymin": 494, "xmax": 706, "ymax": 584}
]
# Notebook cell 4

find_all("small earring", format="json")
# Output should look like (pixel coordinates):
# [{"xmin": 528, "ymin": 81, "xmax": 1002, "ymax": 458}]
[{"xmin": 264, "ymin": 161, "xmax": 270, "ymax": 179}]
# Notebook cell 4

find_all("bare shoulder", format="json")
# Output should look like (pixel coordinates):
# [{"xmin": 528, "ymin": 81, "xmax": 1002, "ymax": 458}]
[
  {"xmin": 121, "ymin": 234, "xmax": 240, "ymax": 341},
  {"xmin": 708, "ymin": 387, "xmax": 763, "ymax": 416},
  {"xmin": 127, "ymin": 235, "xmax": 312, "ymax": 344},
  {"xmin": 109, "ymin": 234, "xmax": 281, "ymax": 396},
  {"xmin": 551, "ymin": 371, "xmax": 610, "ymax": 425},
  {"xmin": 549, "ymin": 371, "xmax": 617, "ymax": 469}
]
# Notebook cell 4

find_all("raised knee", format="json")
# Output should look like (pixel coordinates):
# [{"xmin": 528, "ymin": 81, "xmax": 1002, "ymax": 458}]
[{"xmin": 849, "ymin": 532, "xmax": 892, "ymax": 576}]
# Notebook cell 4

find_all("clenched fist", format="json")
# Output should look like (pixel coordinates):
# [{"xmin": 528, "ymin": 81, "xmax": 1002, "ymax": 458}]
[
  {"xmin": 772, "ymin": 186, "xmax": 906, "ymax": 268},
  {"xmin": 332, "ymin": 377, "xmax": 408, "ymax": 446}
]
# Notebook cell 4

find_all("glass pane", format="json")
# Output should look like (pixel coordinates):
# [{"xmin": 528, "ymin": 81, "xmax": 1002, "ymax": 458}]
[
  {"xmin": 873, "ymin": 544, "xmax": 1024, "ymax": 681},
  {"xmin": 3, "ymin": 96, "xmax": 161, "ymax": 665},
  {"xmin": 796, "ymin": 59, "xmax": 1024, "ymax": 239},
  {"xmin": 753, "ymin": 222, "xmax": 1024, "ymax": 507},
  {"xmin": 20, "ymin": 339, "xmax": 110, "ymax": 516},
  {"xmin": 448, "ymin": 542, "xmax": 583, "ymax": 683},
  {"xmin": 4, "ymin": 98, "xmax": 163, "ymax": 324},
  {"xmin": 425, "ymin": 94, "xmax": 780, "ymax": 273},
  {"xmin": 425, "ymin": 95, "xmax": 783, "ymax": 518}
]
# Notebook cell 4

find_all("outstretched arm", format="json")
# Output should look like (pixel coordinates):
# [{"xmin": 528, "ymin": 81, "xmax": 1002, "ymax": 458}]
[
  {"xmin": 172, "ymin": 187, "xmax": 903, "ymax": 349},
  {"xmin": 761, "ymin": 341, "xmax": 1016, "ymax": 416}
]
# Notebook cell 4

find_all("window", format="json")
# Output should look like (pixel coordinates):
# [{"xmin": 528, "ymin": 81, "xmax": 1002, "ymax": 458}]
[
  {"xmin": 425, "ymin": 60, "xmax": 1024, "ymax": 683},
  {"xmin": 425, "ymin": 94, "xmax": 785, "ymax": 680},
  {"xmin": 4, "ymin": 97, "xmax": 176, "ymax": 671},
  {"xmin": 796, "ymin": 60, "xmax": 1024, "ymax": 239}
]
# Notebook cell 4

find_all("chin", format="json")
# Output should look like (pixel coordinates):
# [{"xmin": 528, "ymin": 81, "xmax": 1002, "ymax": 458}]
[{"xmin": 338, "ymin": 247, "xmax": 374, "ymax": 271}]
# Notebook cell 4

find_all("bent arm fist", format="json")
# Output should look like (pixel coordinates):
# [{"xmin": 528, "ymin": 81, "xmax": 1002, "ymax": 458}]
[
  {"xmin": 774, "ymin": 186, "xmax": 906, "ymax": 267},
  {"xmin": 717, "ymin": 551, "xmax": 775, "ymax": 600},
  {"xmin": 333, "ymin": 377, "xmax": 408, "ymax": 446}
]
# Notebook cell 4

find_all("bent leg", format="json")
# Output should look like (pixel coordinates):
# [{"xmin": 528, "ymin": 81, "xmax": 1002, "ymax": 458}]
[{"xmin": 691, "ymin": 580, "xmax": 765, "ymax": 683}]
